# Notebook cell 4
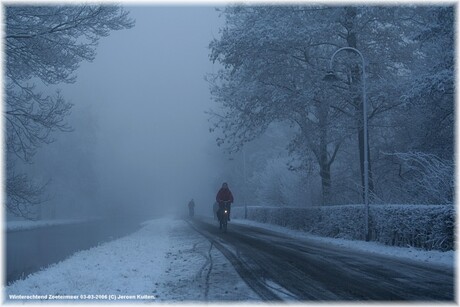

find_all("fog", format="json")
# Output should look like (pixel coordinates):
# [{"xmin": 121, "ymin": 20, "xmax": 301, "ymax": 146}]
[{"xmin": 25, "ymin": 6, "xmax": 226, "ymax": 220}]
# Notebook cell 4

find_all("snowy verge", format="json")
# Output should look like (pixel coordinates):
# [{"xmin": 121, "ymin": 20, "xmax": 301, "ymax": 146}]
[
  {"xmin": 232, "ymin": 205, "xmax": 454, "ymax": 251},
  {"xmin": 231, "ymin": 218, "xmax": 454, "ymax": 269},
  {"xmin": 6, "ymin": 218, "xmax": 98, "ymax": 232},
  {"xmin": 5, "ymin": 216, "xmax": 258, "ymax": 303}
]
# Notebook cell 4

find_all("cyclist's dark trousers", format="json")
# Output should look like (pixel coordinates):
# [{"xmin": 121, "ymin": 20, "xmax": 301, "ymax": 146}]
[{"xmin": 218, "ymin": 203, "xmax": 231, "ymax": 220}]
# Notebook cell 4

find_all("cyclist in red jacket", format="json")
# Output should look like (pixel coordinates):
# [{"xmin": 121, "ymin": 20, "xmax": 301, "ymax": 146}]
[{"xmin": 216, "ymin": 182, "xmax": 234, "ymax": 221}]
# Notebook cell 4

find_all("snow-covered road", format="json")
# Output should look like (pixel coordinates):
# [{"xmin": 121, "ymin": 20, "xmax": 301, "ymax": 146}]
[
  {"xmin": 6, "ymin": 215, "xmax": 454, "ymax": 303},
  {"xmin": 192, "ymin": 218, "xmax": 454, "ymax": 301}
]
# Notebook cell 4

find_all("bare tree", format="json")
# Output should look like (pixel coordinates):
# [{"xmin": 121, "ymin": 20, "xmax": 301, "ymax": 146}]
[
  {"xmin": 5, "ymin": 162, "xmax": 49, "ymax": 220},
  {"xmin": 381, "ymin": 152, "xmax": 453, "ymax": 204},
  {"xmin": 5, "ymin": 5, "xmax": 135, "ymax": 219}
]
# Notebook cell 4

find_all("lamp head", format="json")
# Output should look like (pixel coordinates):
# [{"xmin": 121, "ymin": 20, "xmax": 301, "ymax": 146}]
[{"xmin": 323, "ymin": 70, "xmax": 339, "ymax": 82}]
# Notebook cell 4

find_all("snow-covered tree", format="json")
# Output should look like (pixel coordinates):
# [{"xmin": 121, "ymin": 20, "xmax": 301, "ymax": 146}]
[
  {"xmin": 400, "ymin": 7, "xmax": 453, "ymax": 159},
  {"xmin": 208, "ymin": 5, "xmax": 438, "ymax": 204},
  {"xmin": 367, "ymin": 7, "xmax": 454, "ymax": 204},
  {"xmin": 6, "ymin": 5, "xmax": 135, "ymax": 219},
  {"xmin": 251, "ymin": 157, "xmax": 314, "ymax": 207},
  {"xmin": 208, "ymin": 6, "xmax": 345, "ymax": 204},
  {"xmin": 378, "ymin": 152, "xmax": 453, "ymax": 204}
]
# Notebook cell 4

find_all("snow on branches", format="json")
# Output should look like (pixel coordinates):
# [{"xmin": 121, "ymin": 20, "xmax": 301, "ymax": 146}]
[
  {"xmin": 5, "ymin": 5, "xmax": 134, "ymax": 219},
  {"xmin": 382, "ymin": 152, "xmax": 454, "ymax": 205}
]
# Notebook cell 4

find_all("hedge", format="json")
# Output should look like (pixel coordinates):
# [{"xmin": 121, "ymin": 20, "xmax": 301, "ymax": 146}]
[{"xmin": 232, "ymin": 204, "xmax": 454, "ymax": 251}]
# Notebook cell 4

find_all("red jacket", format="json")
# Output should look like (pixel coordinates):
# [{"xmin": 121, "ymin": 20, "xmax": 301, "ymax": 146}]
[{"xmin": 216, "ymin": 188, "xmax": 234, "ymax": 203}]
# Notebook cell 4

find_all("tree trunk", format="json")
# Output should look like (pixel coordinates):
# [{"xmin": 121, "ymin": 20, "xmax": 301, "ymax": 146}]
[
  {"xmin": 345, "ymin": 6, "xmax": 374, "ymax": 202},
  {"xmin": 318, "ymin": 98, "xmax": 331, "ymax": 205},
  {"xmin": 319, "ymin": 157, "xmax": 331, "ymax": 205}
]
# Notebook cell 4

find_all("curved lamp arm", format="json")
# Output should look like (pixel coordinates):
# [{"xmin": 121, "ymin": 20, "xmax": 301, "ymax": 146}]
[{"xmin": 327, "ymin": 46, "xmax": 370, "ymax": 241}]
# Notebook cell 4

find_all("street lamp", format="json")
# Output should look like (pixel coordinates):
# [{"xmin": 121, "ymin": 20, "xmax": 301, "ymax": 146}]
[
  {"xmin": 324, "ymin": 47, "xmax": 370, "ymax": 241},
  {"xmin": 243, "ymin": 147, "xmax": 247, "ymax": 219}
]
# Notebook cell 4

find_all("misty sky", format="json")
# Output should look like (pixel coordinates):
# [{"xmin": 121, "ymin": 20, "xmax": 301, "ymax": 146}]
[{"xmin": 35, "ymin": 6, "xmax": 227, "ymax": 217}]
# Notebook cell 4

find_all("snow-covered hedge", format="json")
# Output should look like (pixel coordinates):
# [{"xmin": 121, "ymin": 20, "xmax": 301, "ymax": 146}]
[{"xmin": 232, "ymin": 205, "xmax": 454, "ymax": 251}]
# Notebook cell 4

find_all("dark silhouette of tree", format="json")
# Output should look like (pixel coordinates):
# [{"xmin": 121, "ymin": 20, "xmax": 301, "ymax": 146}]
[{"xmin": 6, "ymin": 5, "xmax": 135, "ymax": 219}]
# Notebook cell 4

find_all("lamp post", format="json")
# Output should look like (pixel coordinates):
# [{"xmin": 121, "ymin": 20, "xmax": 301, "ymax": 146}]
[
  {"xmin": 324, "ymin": 47, "xmax": 370, "ymax": 241},
  {"xmin": 243, "ymin": 147, "xmax": 247, "ymax": 219}
]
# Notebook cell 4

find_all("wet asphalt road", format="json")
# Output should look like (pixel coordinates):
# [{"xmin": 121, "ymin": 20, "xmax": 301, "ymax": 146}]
[{"xmin": 188, "ymin": 218, "xmax": 455, "ymax": 302}]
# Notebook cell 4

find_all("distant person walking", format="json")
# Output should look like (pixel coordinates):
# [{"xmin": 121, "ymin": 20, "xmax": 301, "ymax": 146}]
[
  {"xmin": 213, "ymin": 202, "xmax": 219, "ymax": 220},
  {"xmin": 188, "ymin": 199, "xmax": 195, "ymax": 218}
]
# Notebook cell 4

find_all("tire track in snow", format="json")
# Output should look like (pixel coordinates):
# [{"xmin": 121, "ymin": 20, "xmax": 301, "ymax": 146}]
[
  {"xmin": 186, "ymin": 240, "xmax": 213, "ymax": 300},
  {"xmin": 185, "ymin": 220, "xmax": 281, "ymax": 302},
  {"xmin": 204, "ymin": 242, "xmax": 213, "ymax": 300},
  {"xmin": 194, "ymin": 242, "xmax": 210, "ymax": 280}
]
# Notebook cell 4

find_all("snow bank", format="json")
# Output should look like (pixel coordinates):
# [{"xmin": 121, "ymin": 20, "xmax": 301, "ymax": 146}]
[
  {"xmin": 232, "ymin": 204, "xmax": 454, "ymax": 251},
  {"xmin": 6, "ymin": 218, "xmax": 95, "ymax": 232},
  {"xmin": 6, "ymin": 218, "xmax": 173, "ymax": 300}
]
